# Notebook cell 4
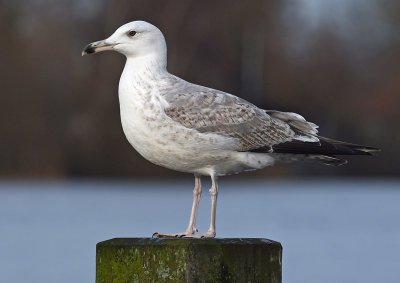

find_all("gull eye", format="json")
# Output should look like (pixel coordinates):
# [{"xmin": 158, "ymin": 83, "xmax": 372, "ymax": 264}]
[{"xmin": 128, "ymin": 30, "xmax": 136, "ymax": 37}]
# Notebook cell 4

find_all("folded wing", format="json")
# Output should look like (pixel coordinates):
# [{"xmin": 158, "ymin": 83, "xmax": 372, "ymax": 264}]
[
  {"xmin": 162, "ymin": 85, "xmax": 316, "ymax": 151},
  {"xmin": 161, "ymin": 83, "xmax": 379, "ymax": 166}
]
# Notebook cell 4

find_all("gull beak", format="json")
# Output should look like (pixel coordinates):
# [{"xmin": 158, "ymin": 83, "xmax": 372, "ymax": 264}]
[{"xmin": 82, "ymin": 39, "xmax": 117, "ymax": 56}]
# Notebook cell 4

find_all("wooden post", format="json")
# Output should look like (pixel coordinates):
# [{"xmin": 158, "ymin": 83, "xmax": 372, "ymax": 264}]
[{"xmin": 96, "ymin": 238, "xmax": 282, "ymax": 282}]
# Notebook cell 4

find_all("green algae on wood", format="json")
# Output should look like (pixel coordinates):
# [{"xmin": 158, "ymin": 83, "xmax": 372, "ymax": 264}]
[{"xmin": 96, "ymin": 238, "xmax": 282, "ymax": 283}]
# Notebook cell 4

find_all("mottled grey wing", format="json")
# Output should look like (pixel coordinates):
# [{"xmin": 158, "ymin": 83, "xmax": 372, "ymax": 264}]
[{"xmin": 162, "ymin": 87, "xmax": 296, "ymax": 151}]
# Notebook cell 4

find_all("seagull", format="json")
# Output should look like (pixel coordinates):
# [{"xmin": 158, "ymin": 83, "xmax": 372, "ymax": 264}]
[{"xmin": 82, "ymin": 21, "xmax": 379, "ymax": 238}]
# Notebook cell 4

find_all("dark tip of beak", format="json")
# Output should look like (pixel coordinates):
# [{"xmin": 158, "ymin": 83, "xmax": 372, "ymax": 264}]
[{"xmin": 82, "ymin": 43, "xmax": 96, "ymax": 56}]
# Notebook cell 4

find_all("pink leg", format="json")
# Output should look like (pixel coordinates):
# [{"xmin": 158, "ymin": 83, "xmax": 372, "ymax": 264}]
[
  {"xmin": 195, "ymin": 175, "xmax": 218, "ymax": 238},
  {"xmin": 185, "ymin": 175, "xmax": 202, "ymax": 234},
  {"xmin": 153, "ymin": 175, "xmax": 202, "ymax": 238}
]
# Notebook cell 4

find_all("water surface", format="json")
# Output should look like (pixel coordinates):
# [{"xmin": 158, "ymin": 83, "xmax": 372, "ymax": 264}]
[{"xmin": 0, "ymin": 179, "xmax": 398, "ymax": 283}]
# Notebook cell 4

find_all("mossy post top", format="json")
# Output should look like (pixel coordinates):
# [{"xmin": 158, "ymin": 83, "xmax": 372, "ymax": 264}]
[
  {"xmin": 97, "ymin": 237, "xmax": 281, "ymax": 247},
  {"xmin": 96, "ymin": 237, "xmax": 282, "ymax": 283}
]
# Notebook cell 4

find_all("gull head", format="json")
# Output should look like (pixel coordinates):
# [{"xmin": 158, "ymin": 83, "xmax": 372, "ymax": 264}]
[{"xmin": 82, "ymin": 21, "xmax": 166, "ymax": 59}]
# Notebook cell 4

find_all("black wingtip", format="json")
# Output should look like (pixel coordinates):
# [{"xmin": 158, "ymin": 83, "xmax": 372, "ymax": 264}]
[{"xmin": 316, "ymin": 136, "xmax": 380, "ymax": 156}]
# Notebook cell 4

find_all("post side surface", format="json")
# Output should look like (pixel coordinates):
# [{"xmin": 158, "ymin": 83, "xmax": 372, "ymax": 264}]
[{"xmin": 96, "ymin": 238, "xmax": 282, "ymax": 283}]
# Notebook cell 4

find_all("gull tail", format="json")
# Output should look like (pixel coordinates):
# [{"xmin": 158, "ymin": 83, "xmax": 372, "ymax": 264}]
[
  {"xmin": 272, "ymin": 136, "xmax": 379, "ymax": 156},
  {"xmin": 262, "ymin": 110, "xmax": 379, "ymax": 165},
  {"xmin": 267, "ymin": 136, "xmax": 380, "ymax": 166}
]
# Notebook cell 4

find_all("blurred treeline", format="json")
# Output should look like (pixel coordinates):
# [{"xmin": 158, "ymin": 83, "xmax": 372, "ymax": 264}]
[{"xmin": 0, "ymin": 0, "xmax": 398, "ymax": 178}]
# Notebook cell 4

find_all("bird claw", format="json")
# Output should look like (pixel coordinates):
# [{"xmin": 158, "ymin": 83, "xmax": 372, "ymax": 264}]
[
  {"xmin": 152, "ymin": 230, "xmax": 215, "ymax": 239},
  {"xmin": 152, "ymin": 232, "xmax": 195, "ymax": 238},
  {"xmin": 196, "ymin": 231, "xmax": 216, "ymax": 238}
]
